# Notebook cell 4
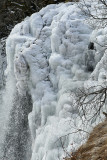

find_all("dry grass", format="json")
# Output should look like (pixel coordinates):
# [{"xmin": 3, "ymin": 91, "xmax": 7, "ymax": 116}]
[{"xmin": 65, "ymin": 119, "xmax": 107, "ymax": 160}]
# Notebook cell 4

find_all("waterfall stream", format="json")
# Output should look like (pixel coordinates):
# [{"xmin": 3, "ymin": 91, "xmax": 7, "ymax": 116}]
[{"xmin": 1, "ymin": 91, "xmax": 32, "ymax": 160}]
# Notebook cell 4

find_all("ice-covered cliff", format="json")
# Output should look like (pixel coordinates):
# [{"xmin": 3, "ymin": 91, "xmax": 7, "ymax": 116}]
[{"xmin": 2, "ymin": 1, "xmax": 107, "ymax": 160}]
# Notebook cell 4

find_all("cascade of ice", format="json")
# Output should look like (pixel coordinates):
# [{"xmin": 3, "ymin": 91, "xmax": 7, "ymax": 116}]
[
  {"xmin": 0, "ymin": 22, "xmax": 33, "ymax": 160},
  {"xmin": 0, "ymin": 57, "xmax": 33, "ymax": 160},
  {"xmin": 1, "ymin": 1, "xmax": 107, "ymax": 160},
  {"xmin": 0, "ymin": 49, "xmax": 33, "ymax": 160},
  {"xmin": 3, "ymin": 3, "xmax": 93, "ymax": 160}
]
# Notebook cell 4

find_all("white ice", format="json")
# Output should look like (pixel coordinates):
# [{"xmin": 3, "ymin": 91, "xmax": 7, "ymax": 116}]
[{"xmin": 5, "ymin": 1, "xmax": 107, "ymax": 160}]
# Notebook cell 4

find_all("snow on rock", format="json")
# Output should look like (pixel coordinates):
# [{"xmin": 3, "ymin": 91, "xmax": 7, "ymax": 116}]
[{"xmin": 5, "ymin": 2, "xmax": 107, "ymax": 160}]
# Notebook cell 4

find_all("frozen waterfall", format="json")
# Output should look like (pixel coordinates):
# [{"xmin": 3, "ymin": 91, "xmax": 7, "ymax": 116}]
[{"xmin": 0, "ymin": 1, "xmax": 107, "ymax": 160}]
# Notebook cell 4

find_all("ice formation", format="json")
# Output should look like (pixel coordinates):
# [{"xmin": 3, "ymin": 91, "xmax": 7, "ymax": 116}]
[{"xmin": 2, "ymin": 1, "xmax": 107, "ymax": 160}]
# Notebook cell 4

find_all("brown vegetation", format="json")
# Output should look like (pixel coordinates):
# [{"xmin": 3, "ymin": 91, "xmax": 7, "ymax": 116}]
[{"xmin": 65, "ymin": 119, "xmax": 107, "ymax": 160}]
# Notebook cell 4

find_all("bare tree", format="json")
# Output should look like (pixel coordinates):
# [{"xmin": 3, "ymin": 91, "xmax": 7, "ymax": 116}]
[
  {"xmin": 75, "ymin": 85, "xmax": 107, "ymax": 121},
  {"xmin": 77, "ymin": 0, "xmax": 107, "ymax": 28}
]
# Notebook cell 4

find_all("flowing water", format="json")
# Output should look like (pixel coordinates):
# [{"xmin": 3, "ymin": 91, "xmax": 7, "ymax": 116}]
[{"xmin": 0, "ymin": 91, "xmax": 32, "ymax": 160}]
